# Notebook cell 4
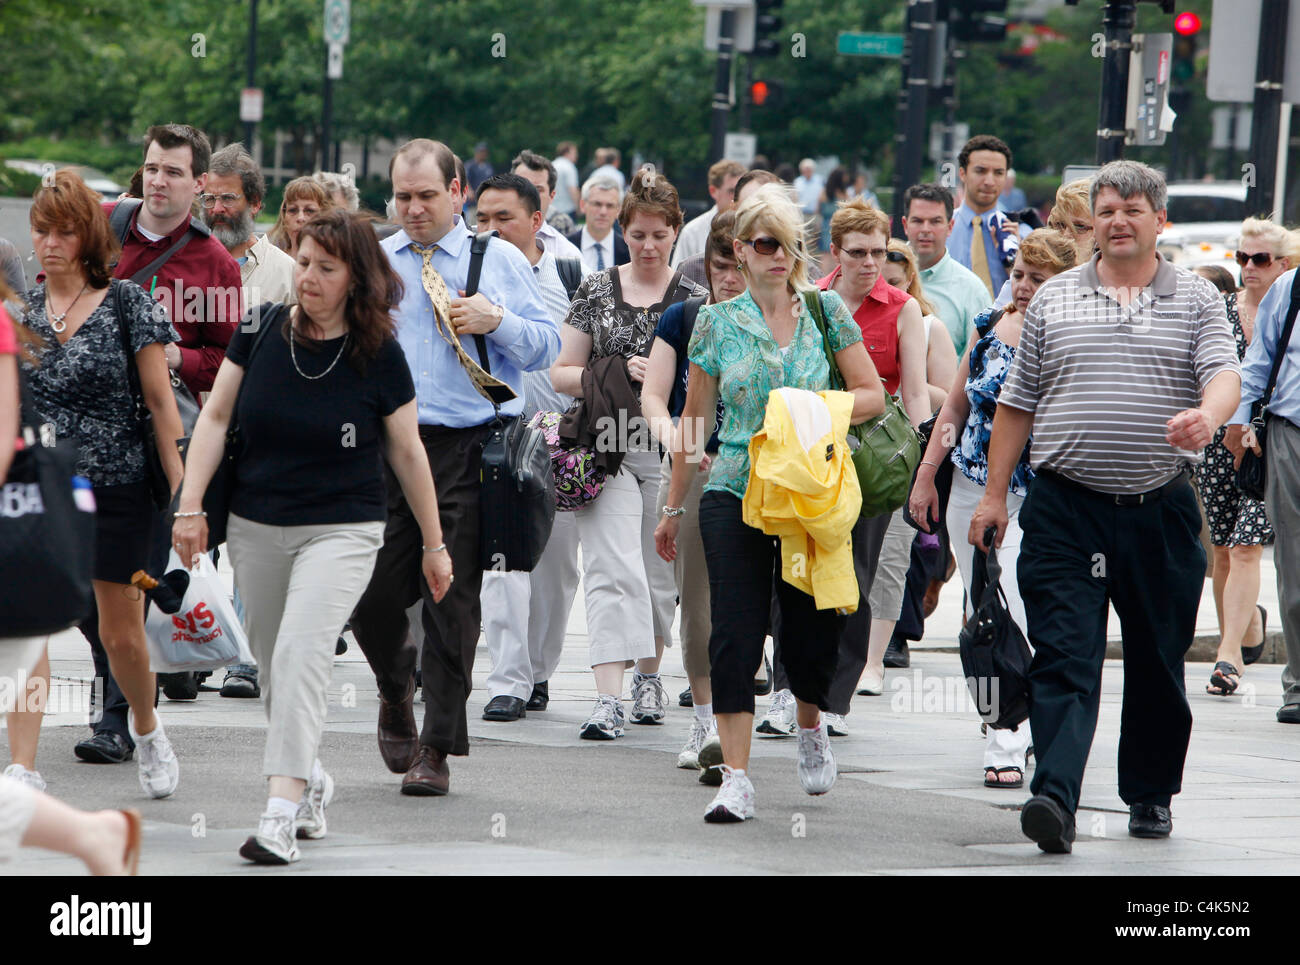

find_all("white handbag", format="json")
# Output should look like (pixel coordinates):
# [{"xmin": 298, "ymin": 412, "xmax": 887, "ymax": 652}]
[{"xmin": 144, "ymin": 552, "xmax": 254, "ymax": 673}]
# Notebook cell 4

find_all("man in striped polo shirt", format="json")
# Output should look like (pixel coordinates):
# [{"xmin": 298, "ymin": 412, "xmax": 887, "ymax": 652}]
[{"xmin": 969, "ymin": 161, "xmax": 1241, "ymax": 854}]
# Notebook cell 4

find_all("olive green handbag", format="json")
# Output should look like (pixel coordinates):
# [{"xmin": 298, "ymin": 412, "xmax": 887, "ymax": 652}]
[{"xmin": 802, "ymin": 290, "xmax": 921, "ymax": 518}]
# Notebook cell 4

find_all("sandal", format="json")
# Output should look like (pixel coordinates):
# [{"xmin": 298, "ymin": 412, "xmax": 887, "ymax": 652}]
[
  {"xmin": 1206, "ymin": 660, "xmax": 1241, "ymax": 697},
  {"xmin": 1242, "ymin": 605, "xmax": 1267, "ymax": 666},
  {"xmin": 984, "ymin": 766, "xmax": 1024, "ymax": 789}
]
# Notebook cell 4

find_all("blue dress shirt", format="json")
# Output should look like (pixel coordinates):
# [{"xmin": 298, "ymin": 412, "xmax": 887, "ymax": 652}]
[
  {"xmin": 949, "ymin": 203, "xmax": 1032, "ymax": 295},
  {"xmin": 382, "ymin": 224, "xmax": 560, "ymax": 428},
  {"xmin": 1230, "ymin": 268, "xmax": 1300, "ymax": 429}
]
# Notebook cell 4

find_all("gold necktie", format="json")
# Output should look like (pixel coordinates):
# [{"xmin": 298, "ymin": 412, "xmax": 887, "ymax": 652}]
[
  {"xmin": 970, "ymin": 215, "xmax": 994, "ymax": 298},
  {"xmin": 411, "ymin": 242, "xmax": 515, "ymax": 405}
]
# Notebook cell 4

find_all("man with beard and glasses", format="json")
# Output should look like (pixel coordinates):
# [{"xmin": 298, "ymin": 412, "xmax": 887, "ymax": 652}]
[{"xmin": 197, "ymin": 143, "xmax": 296, "ymax": 699}]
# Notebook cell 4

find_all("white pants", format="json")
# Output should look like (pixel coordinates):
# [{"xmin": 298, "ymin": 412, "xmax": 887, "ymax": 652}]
[
  {"xmin": 228, "ymin": 514, "xmax": 385, "ymax": 780},
  {"xmin": 944, "ymin": 471, "xmax": 1033, "ymax": 769},
  {"xmin": 0, "ymin": 635, "xmax": 49, "ymax": 860},
  {"xmin": 573, "ymin": 448, "xmax": 672, "ymax": 666}
]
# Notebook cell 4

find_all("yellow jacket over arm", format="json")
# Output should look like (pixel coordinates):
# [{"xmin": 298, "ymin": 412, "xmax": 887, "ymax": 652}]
[{"xmin": 742, "ymin": 387, "xmax": 862, "ymax": 612}]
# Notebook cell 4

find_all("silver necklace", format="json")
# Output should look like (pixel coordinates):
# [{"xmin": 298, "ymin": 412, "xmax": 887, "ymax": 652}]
[
  {"xmin": 289, "ymin": 326, "xmax": 349, "ymax": 380},
  {"xmin": 48, "ymin": 282, "xmax": 88, "ymax": 334}
]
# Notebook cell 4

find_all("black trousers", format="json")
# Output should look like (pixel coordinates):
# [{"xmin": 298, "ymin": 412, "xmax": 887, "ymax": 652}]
[
  {"xmin": 1017, "ymin": 471, "xmax": 1205, "ymax": 814},
  {"xmin": 350, "ymin": 423, "xmax": 493, "ymax": 757},
  {"xmin": 700, "ymin": 491, "xmax": 846, "ymax": 716},
  {"xmin": 772, "ymin": 510, "xmax": 890, "ymax": 715}
]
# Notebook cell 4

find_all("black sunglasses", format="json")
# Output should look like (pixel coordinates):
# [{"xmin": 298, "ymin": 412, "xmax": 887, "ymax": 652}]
[
  {"xmin": 1236, "ymin": 250, "xmax": 1275, "ymax": 267},
  {"xmin": 743, "ymin": 237, "xmax": 782, "ymax": 256}
]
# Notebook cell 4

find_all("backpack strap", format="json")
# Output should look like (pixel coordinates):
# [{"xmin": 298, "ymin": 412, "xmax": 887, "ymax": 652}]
[
  {"xmin": 680, "ymin": 294, "xmax": 707, "ymax": 345},
  {"xmin": 556, "ymin": 256, "xmax": 583, "ymax": 300},
  {"xmin": 109, "ymin": 199, "xmax": 212, "ymax": 289},
  {"xmin": 465, "ymin": 230, "xmax": 496, "ymax": 376}
]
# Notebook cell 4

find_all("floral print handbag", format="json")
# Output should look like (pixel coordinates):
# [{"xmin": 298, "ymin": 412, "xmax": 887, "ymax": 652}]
[{"xmin": 527, "ymin": 409, "xmax": 608, "ymax": 511}]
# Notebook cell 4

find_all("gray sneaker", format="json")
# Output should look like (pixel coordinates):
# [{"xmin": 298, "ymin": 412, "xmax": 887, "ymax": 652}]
[
  {"xmin": 797, "ymin": 719, "xmax": 837, "ymax": 795},
  {"xmin": 132, "ymin": 721, "xmax": 179, "ymax": 799},
  {"xmin": 756, "ymin": 689, "xmax": 797, "ymax": 737},
  {"xmin": 631, "ymin": 673, "xmax": 667, "ymax": 724},
  {"xmin": 580, "ymin": 695, "xmax": 626, "ymax": 740},
  {"xmin": 678, "ymin": 717, "xmax": 716, "ymax": 769},
  {"xmin": 240, "ymin": 811, "xmax": 300, "ymax": 864},
  {"xmin": 295, "ymin": 763, "xmax": 334, "ymax": 840}
]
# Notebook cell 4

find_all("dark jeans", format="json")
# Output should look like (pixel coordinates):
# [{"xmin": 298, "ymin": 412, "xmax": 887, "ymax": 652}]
[
  {"xmin": 1018, "ymin": 471, "xmax": 1205, "ymax": 814},
  {"xmin": 772, "ymin": 510, "xmax": 890, "ymax": 715},
  {"xmin": 350, "ymin": 423, "xmax": 493, "ymax": 757},
  {"xmin": 700, "ymin": 491, "xmax": 845, "ymax": 715}
]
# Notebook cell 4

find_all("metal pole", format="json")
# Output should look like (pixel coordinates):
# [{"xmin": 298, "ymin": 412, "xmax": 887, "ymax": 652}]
[
  {"xmin": 321, "ymin": 47, "xmax": 333, "ymax": 173},
  {"xmin": 709, "ymin": 8, "xmax": 736, "ymax": 164},
  {"xmin": 890, "ymin": 0, "xmax": 935, "ymax": 238},
  {"xmin": 1095, "ymin": 0, "xmax": 1136, "ymax": 164},
  {"xmin": 739, "ymin": 55, "xmax": 753, "ymax": 132},
  {"xmin": 1273, "ymin": 103, "xmax": 1292, "ymax": 223},
  {"xmin": 244, "ymin": 0, "xmax": 257, "ymax": 150},
  {"xmin": 941, "ymin": 37, "xmax": 958, "ymax": 178},
  {"xmin": 1247, "ymin": 0, "xmax": 1288, "ymax": 217}
]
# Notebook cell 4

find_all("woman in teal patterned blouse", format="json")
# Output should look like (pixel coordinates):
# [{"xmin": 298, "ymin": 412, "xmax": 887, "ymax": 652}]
[{"xmin": 655, "ymin": 184, "xmax": 885, "ymax": 824}]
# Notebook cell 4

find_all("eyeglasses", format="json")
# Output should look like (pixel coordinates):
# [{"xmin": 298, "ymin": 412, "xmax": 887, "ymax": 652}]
[
  {"xmin": 1236, "ymin": 250, "xmax": 1276, "ymax": 267},
  {"xmin": 199, "ymin": 193, "xmax": 243, "ymax": 208},
  {"xmin": 839, "ymin": 247, "xmax": 907, "ymax": 263},
  {"xmin": 742, "ymin": 237, "xmax": 782, "ymax": 256}
]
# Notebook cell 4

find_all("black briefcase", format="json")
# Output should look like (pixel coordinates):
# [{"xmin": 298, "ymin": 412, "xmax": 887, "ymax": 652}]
[{"xmin": 479, "ymin": 415, "xmax": 556, "ymax": 572}]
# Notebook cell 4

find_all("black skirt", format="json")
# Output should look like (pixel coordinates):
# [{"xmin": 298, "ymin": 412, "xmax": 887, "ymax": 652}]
[{"xmin": 91, "ymin": 480, "xmax": 156, "ymax": 584}]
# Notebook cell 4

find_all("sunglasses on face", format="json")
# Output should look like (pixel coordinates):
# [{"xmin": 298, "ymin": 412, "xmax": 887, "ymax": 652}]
[
  {"xmin": 1236, "ymin": 250, "xmax": 1276, "ymax": 267},
  {"xmin": 840, "ymin": 247, "xmax": 908, "ymax": 263},
  {"xmin": 743, "ymin": 236, "xmax": 783, "ymax": 256}
]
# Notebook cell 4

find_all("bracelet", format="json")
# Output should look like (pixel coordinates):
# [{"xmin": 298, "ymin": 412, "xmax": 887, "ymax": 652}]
[
  {"xmin": 919, "ymin": 460, "xmax": 943, "ymax": 470},
  {"xmin": 174, "ymin": 510, "xmax": 207, "ymax": 518},
  {"xmin": 423, "ymin": 544, "xmax": 448, "ymax": 554},
  {"xmin": 662, "ymin": 506, "xmax": 686, "ymax": 518}
]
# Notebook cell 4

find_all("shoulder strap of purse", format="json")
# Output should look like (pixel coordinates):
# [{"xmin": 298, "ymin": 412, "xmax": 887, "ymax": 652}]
[
  {"xmin": 802, "ymin": 289, "xmax": 844, "ymax": 392},
  {"xmin": 1261, "ymin": 274, "xmax": 1300, "ymax": 408},
  {"xmin": 112, "ymin": 281, "xmax": 145, "ymax": 413},
  {"xmin": 229, "ymin": 303, "xmax": 283, "ymax": 418},
  {"xmin": 110, "ymin": 199, "xmax": 208, "ymax": 288},
  {"xmin": 681, "ymin": 294, "xmax": 707, "ymax": 345},
  {"xmin": 466, "ymin": 230, "xmax": 496, "ymax": 376}
]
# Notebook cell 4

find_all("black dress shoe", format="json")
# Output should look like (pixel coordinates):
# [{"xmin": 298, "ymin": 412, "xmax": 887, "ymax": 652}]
[
  {"xmin": 220, "ymin": 672, "xmax": 261, "ymax": 698},
  {"xmin": 1278, "ymin": 703, "xmax": 1300, "ymax": 724},
  {"xmin": 74, "ymin": 731, "xmax": 134, "ymax": 764},
  {"xmin": 482, "ymin": 695, "xmax": 526, "ymax": 721},
  {"xmin": 1020, "ymin": 794, "xmax": 1075, "ymax": 854},
  {"xmin": 1129, "ymin": 803, "xmax": 1172, "ymax": 838},
  {"xmin": 526, "ymin": 682, "xmax": 549, "ymax": 711},
  {"xmin": 883, "ymin": 637, "xmax": 911, "ymax": 669},
  {"xmin": 159, "ymin": 671, "xmax": 199, "ymax": 701},
  {"xmin": 678, "ymin": 686, "xmax": 693, "ymax": 707}
]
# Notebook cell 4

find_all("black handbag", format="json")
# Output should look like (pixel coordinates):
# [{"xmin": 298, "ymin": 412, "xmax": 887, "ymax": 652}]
[
  {"xmin": 0, "ymin": 372, "xmax": 96, "ymax": 635},
  {"xmin": 462, "ymin": 232, "xmax": 556, "ymax": 571},
  {"xmin": 169, "ymin": 303, "xmax": 282, "ymax": 547},
  {"xmin": 1236, "ymin": 276, "xmax": 1300, "ymax": 500},
  {"xmin": 113, "ymin": 279, "xmax": 171, "ymax": 510},
  {"xmin": 958, "ymin": 528, "xmax": 1032, "ymax": 730}
]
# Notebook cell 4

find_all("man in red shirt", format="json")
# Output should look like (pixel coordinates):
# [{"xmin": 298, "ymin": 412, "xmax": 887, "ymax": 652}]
[{"xmin": 107, "ymin": 124, "xmax": 243, "ymax": 397}]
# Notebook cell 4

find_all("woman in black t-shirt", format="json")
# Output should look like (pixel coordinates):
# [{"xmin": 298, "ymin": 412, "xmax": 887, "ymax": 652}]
[{"xmin": 173, "ymin": 211, "xmax": 451, "ymax": 866}]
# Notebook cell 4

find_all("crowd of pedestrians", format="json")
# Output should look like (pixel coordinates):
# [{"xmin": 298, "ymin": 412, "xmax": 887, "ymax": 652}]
[{"xmin": 3, "ymin": 121, "xmax": 1300, "ymax": 870}]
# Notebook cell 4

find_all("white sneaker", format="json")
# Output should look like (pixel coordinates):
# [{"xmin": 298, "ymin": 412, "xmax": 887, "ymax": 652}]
[
  {"xmin": 295, "ymin": 763, "xmax": 335, "ymax": 840},
  {"xmin": 824, "ymin": 712, "xmax": 849, "ymax": 737},
  {"xmin": 631, "ymin": 673, "xmax": 667, "ymax": 724},
  {"xmin": 239, "ymin": 811, "xmax": 300, "ymax": 864},
  {"xmin": 2, "ymin": 763, "xmax": 46, "ymax": 792},
  {"xmin": 755, "ymin": 689, "xmax": 796, "ymax": 737},
  {"xmin": 797, "ymin": 720, "xmax": 837, "ymax": 795},
  {"xmin": 131, "ymin": 720, "xmax": 179, "ymax": 799},
  {"xmin": 704, "ymin": 766, "xmax": 755, "ymax": 823},
  {"xmin": 697, "ymin": 733, "xmax": 725, "ymax": 785},
  {"xmin": 580, "ymin": 695, "xmax": 626, "ymax": 740},
  {"xmin": 677, "ymin": 717, "xmax": 716, "ymax": 769}
]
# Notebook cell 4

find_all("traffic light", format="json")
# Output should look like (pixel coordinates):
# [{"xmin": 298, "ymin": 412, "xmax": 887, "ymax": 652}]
[
  {"xmin": 753, "ymin": 0, "xmax": 783, "ymax": 58},
  {"xmin": 951, "ymin": 0, "xmax": 1008, "ymax": 44},
  {"xmin": 748, "ymin": 79, "xmax": 784, "ymax": 108},
  {"xmin": 1172, "ymin": 10, "xmax": 1200, "ymax": 85}
]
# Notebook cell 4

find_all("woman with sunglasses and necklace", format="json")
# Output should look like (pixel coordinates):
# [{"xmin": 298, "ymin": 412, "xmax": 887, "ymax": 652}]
[
  {"xmin": 784, "ymin": 198, "xmax": 931, "ymax": 732},
  {"xmin": 657, "ymin": 184, "xmax": 884, "ymax": 822},
  {"xmin": 1199, "ymin": 219, "xmax": 1299, "ymax": 696}
]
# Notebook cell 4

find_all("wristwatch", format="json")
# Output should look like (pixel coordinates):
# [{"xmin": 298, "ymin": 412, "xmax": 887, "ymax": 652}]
[
  {"xmin": 490, "ymin": 303, "xmax": 505, "ymax": 327},
  {"xmin": 662, "ymin": 506, "xmax": 686, "ymax": 518}
]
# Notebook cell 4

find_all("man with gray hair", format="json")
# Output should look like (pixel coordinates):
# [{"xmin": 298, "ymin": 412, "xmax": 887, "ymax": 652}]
[
  {"xmin": 313, "ymin": 170, "xmax": 360, "ymax": 211},
  {"xmin": 566, "ymin": 174, "xmax": 628, "ymax": 272},
  {"xmin": 969, "ymin": 160, "xmax": 1241, "ymax": 853}
]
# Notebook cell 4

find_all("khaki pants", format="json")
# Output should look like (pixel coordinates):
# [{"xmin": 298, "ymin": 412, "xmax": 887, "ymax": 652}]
[
  {"xmin": 228, "ymin": 514, "xmax": 384, "ymax": 780},
  {"xmin": 656, "ymin": 458, "xmax": 712, "ymax": 680}
]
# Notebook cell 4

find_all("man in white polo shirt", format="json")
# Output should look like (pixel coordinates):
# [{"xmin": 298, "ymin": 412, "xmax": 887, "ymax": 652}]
[{"xmin": 971, "ymin": 160, "xmax": 1240, "ymax": 854}]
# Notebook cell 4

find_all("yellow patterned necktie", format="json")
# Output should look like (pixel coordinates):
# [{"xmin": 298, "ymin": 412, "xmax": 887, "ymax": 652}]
[
  {"xmin": 970, "ymin": 214, "xmax": 995, "ymax": 298},
  {"xmin": 411, "ymin": 241, "xmax": 516, "ymax": 405}
]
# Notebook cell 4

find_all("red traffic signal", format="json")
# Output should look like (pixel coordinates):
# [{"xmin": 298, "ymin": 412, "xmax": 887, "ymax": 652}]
[
  {"xmin": 750, "ymin": 80, "xmax": 770, "ymax": 106},
  {"xmin": 1174, "ymin": 11, "xmax": 1201, "ymax": 34}
]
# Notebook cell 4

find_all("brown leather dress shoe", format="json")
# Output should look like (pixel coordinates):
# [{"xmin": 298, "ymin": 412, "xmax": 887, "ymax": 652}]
[
  {"xmin": 378, "ymin": 678, "xmax": 419, "ymax": 774},
  {"xmin": 400, "ymin": 746, "xmax": 450, "ymax": 796}
]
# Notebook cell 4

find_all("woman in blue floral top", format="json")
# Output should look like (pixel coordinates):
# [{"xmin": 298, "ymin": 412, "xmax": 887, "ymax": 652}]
[
  {"xmin": 655, "ymin": 184, "xmax": 885, "ymax": 824},
  {"xmin": 909, "ymin": 229, "xmax": 1077, "ymax": 790}
]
